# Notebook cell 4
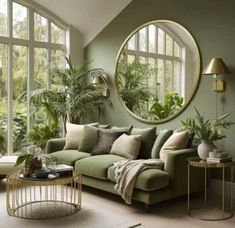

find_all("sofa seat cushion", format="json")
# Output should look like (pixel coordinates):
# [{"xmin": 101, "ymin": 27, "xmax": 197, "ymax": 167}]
[
  {"xmin": 75, "ymin": 154, "xmax": 126, "ymax": 180},
  {"xmin": 107, "ymin": 166, "xmax": 169, "ymax": 191},
  {"xmin": 50, "ymin": 150, "xmax": 90, "ymax": 166}
]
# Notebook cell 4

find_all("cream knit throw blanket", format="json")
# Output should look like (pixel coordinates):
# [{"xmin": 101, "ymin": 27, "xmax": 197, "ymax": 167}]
[{"xmin": 113, "ymin": 159, "xmax": 164, "ymax": 204}]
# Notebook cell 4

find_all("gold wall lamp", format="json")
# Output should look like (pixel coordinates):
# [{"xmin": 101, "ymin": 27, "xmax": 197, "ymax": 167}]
[
  {"xmin": 203, "ymin": 58, "xmax": 231, "ymax": 92},
  {"xmin": 89, "ymin": 68, "xmax": 110, "ymax": 97},
  {"xmin": 203, "ymin": 58, "xmax": 231, "ymax": 119}
]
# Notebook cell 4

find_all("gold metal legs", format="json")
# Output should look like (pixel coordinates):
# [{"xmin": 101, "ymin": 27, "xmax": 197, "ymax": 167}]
[
  {"xmin": 6, "ymin": 173, "xmax": 81, "ymax": 219},
  {"xmin": 187, "ymin": 165, "xmax": 233, "ymax": 221}
]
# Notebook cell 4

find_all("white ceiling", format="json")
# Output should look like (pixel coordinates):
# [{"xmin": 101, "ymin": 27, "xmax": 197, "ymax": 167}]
[{"xmin": 34, "ymin": 0, "xmax": 132, "ymax": 46}]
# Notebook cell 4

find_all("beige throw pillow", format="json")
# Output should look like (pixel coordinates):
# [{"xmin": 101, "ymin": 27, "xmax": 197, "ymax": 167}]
[
  {"xmin": 110, "ymin": 134, "xmax": 141, "ymax": 159},
  {"xmin": 64, "ymin": 123, "xmax": 98, "ymax": 150},
  {"xmin": 159, "ymin": 131, "xmax": 189, "ymax": 162}
]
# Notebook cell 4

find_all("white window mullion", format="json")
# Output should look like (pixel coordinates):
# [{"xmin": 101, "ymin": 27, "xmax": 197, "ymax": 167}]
[
  {"xmin": 7, "ymin": 0, "xmax": 13, "ymax": 154},
  {"xmin": 27, "ymin": 8, "xmax": 34, "ymax": 130},
  {"xmin": 47, "ymin": 19, "xmax": 51, "ymax": 89}
]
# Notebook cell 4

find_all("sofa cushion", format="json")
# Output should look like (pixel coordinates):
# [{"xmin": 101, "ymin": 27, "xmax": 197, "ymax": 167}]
[
  {"xmin": 131, "ymin": 127, "xmax": 157, "ymax": 159},
  {"xmin": 75, "ymin": 154, "xmax": 126, "ymax": 180},
  {"xmin": 91, "ymin": 130, "xmax": 122, "ymax": 155},
  {"xmin": 160, "ymin": 131, "xmax": 189, "ymax": 162},
  {"xmin": 79, "ymin": 126, "xmax": 133, "ymax": 153},
  {"xmin": 151, "ymin": 129, "xmax": 173, "ymax": 158},
  {"xmin": 64, "ymin": 122, "xmax": 98, "ymax": 150},
  {"xmin": 50, "ymin": 150, "xmax": 90, "ymax": 166},
  {"xmin": 107, "ymin": 166, "xmax": 169, "ymax": 191},
  {"xmin": 110, "ymin": 134, "xmax": 141, "ymax": 159}
]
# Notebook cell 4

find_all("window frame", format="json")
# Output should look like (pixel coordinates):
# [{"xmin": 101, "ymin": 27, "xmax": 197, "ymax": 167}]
[{"xmin": 0, "ymin": 0, "xmax": 67, "ymax": 154}]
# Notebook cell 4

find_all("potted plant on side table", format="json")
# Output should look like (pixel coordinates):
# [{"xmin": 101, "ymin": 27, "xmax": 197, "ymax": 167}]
[{"xmin": 181, "ymin": 108, "xmax": 234, "ymax": 160}]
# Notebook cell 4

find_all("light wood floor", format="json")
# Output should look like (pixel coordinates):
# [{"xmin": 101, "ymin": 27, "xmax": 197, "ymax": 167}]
[{"xmin": 82, "ymin": 186, "xmax": 235, "ymax": 228}]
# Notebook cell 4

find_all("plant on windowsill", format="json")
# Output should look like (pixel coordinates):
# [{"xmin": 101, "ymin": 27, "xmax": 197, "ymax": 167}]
[{"xmin": 181, "ymin": 108, "xmax": 234, "ymax": 160}]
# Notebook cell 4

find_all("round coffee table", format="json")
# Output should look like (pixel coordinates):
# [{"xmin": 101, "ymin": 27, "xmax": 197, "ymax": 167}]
[{"xmin": 6, "ymin": 171, "xmax": 81, "ymax": 219}]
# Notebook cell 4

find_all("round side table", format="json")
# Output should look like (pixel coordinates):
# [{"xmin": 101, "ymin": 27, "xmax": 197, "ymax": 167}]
[{"xmin": 187, "ymin": 157, "xmax": 234, "ymax": 221}]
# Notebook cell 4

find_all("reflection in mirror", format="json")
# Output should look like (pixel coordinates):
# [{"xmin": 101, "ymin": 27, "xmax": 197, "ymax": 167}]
[{"xmin": 115, "ymin": 20, "xmax": 201, "ymax": 123}]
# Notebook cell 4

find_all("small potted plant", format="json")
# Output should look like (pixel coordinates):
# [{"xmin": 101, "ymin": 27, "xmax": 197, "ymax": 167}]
[
  {"xmin": 181, "ymin": 108, "xmax": 234, "ymax": 160},
  {"xmin": 15, "ymin": 146, "xmax": 55, "ymax": 178}
]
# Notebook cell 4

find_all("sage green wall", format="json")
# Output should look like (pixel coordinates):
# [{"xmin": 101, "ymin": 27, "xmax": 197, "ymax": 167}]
[{"xmin": 84, "ymin": 0, "xmax": 235, "ymax": 157}]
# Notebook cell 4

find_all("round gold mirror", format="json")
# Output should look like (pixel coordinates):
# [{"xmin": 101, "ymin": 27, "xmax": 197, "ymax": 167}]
[{"xmin": 115, "ymin": 20, "xmax": 201, "ymax": 123}]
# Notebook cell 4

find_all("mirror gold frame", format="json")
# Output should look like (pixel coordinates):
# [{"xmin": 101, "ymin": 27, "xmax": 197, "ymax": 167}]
[{"xmin": 114, "ymin": 20, "xmax": 201, "ymax": 124}]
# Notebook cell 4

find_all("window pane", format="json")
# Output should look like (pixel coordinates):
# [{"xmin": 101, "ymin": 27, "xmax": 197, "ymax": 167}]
[
  {"xmin": 13, "ymin": 45, "xmax": 27, "ymax": 152},
  {"xmin": 148, "ymin": 25, "xmax": 156, "ymax": 53},
  {"xmin": 157, "ymin": 59, "xmax": 164, "ymax": 101},
  {"xmin": 174, "ymin": 61, "xmax": 180, "ymax": 93},
  {"xmin": 174, "ymin": 41, "xmax": 180, "ymax": 57},
  {"xmin": 51, "ymin": 22, "xmax": 63, "ymax": 44},
  {"xmin": 0, "ymin": 44, "xmax": 8, "ymax": 154},
  {"xmin": 13, "ymin": 2, "xmax": 28, "ymax": 39},
  {"xmin": 147, "ymin": 58, "xmax": 156, "ymax": 95},
  {"xmin": 127, "ymin": 35, "xmax": 136, "ymax": 50},
  {"xmin": 166, "ymin": 34, "xmax": 173, "ymax": 56},
  {"xmin": 127, "ymin": 55, "xmax": 135, "ymax": 64},
  {"xmin": 139, "ymin": 27, "xmax": 146, "ymax": 52},
  {"xmin": 33, "ymin": 48, "xmax": 48, "ymax": 124},
  {"xmin": 34, "ymin": 48, "xmax": 48, "ymax": 89},
  {"xmin": 139, "ymin": 56, "xmax": 146, "ymax": 64},
  {"xmin": 34, "ymin": 13, "xmax": 47, "ymax": 42},
  {"xmin": 165, "ymin": 60, "xmax": 172, "ymax": 93},
  {"xmin": 158, "ymin": 28, "xmax": 164, "ymax": 54},
  {"xmin": 51, "ymin": 49, "xmax": 65, "ymax": 91},
  {"xmin": 0, "ymin": 0, "xmax": 8, "ymax": 36}
]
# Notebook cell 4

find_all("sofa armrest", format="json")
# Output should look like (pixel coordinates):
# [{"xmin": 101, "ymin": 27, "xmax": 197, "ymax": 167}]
[
  {"xmin": 45, "ymin": 138, "xmax": 65, "ymax": 154},
  {"xmin": 164, "ymin": 148, "xmax": 204, "ymax": 196}
]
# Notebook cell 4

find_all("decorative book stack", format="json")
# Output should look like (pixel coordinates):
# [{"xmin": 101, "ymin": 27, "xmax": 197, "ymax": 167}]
[
  {"xmin": 207, "ymin": 152, "xmax": 232, "ymax": 163},
  {"xmin": 48, "ymin": 164, "xmax": 73, "ymax": 177}
]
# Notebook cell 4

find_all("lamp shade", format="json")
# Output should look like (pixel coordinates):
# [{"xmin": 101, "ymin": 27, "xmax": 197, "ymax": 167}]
[
  {"xmin": 203, "ymin": 58, "xmax": 231, "ymax": 75},
  {"xmin": 92, "ymin": 75, "xmax": 105, "ymax": 85}
]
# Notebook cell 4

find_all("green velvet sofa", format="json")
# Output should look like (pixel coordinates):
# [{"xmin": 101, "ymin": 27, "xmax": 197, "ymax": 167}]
[{"xmin": 45, "ymin": 134, "xmax": 203, "ymax": 210}]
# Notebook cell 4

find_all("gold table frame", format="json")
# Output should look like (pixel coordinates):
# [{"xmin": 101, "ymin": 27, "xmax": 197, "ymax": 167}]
[
  {"xmin": 6, "ymin": 171, "xmax": 81, "ymax": 219},
  {"xmin": 187, "ymin": 157, "xmax": 234, "ymax": 221}
]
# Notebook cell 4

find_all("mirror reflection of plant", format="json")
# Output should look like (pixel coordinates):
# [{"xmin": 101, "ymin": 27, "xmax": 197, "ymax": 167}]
[
  {"xmin": 29, "ymin": 56, "xmax": 110, "ymax": 131},
  {"xmin": 148, "ymin": 92, "xmax": 184, "ymax": 120},
  {"xmin": 117, "ymin": 56, "xmax": 152, "ymax": 114}
]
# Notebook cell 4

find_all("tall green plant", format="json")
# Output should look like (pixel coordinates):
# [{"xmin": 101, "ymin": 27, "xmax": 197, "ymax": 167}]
[{"xmin": 29, "ymin": 56, "xmax": 110, "ymax": 130}]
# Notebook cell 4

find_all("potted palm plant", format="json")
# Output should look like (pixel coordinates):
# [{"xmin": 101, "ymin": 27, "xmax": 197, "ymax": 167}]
[
  {"xmin": 29, "ymin": 56, "xmax": 110, "ymax": 132},
  {"xmin": 181, "ymin": 108, "xmax": 234, "ymax": 160}
]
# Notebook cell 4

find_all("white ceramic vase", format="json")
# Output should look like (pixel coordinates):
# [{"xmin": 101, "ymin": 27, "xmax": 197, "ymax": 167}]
[{"xmin": 197, "ymin": 140, "xmax": 215, "ymax": 160}]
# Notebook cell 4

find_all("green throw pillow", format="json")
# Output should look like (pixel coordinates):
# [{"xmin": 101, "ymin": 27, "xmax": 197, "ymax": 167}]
[
  {"xmin": 151, "ymin": 129, "xmax": 173, "ymax": 158},
  {"xmin": 78, "ymin": 125, "xmax": 133, "ymax": 153},
  {"xmin": 131, "ymin": 127, "xmax": 157, "ymax": 159},
  {"xmin": 111, "ymin": 126, "xmax": 133, "ymax": 135}
]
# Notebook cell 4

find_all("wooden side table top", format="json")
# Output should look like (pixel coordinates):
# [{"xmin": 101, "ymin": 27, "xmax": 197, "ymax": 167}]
[{"xmin": 187, "ymin": 157, "xmax": 235, "ymax": 168}]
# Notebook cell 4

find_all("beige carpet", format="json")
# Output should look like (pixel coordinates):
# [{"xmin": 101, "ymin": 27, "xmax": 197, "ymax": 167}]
[{"xmin": 0, "ymin": 180, "xmax": 140, "ymax": 228}]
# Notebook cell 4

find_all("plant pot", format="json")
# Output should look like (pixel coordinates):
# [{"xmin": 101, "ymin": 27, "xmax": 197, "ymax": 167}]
[{"xmin": 197, "ymin": 140, "xmax": 215, "ymax": 160}]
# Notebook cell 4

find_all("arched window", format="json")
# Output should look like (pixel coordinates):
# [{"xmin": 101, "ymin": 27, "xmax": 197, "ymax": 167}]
[
  {"xmin": 0, "ymin": 0, "xmax": 67, "ymax": 154},
  {"xmin": 124, "ymin": 23, "xmax": 185, "ymax": 103}
]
